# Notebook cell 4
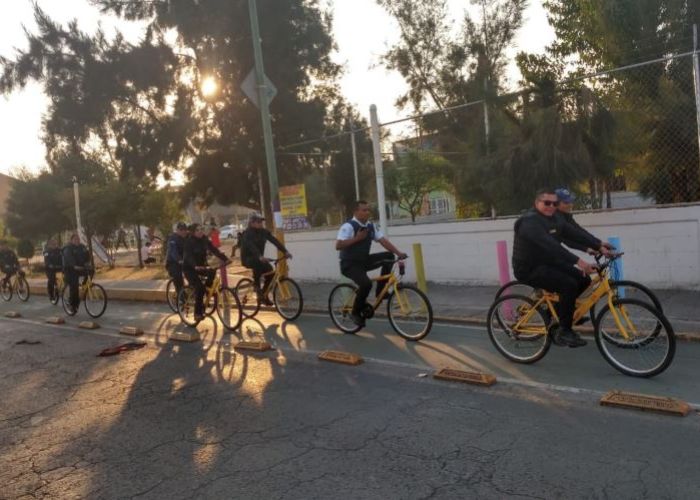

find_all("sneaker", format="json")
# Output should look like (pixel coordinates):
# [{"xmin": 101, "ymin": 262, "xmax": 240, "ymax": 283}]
[
  {"xmin": 553, "ymin": 328, "xmax": 587, "ymax": 348},
  {"xmin": 350, "ymin": 312, "xmax": 365, "ymax": 328},
  {"xmin": 261, "ymin": 297, "xmax": 274, "ymax": 307}
]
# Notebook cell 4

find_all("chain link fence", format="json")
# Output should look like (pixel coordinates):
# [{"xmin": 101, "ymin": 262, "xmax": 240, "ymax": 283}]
[{"xmin": 277, "ymin": 51, "xmax": 700, "ymax": 229}]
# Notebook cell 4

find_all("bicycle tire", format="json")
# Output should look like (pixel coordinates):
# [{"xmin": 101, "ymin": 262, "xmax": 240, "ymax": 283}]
[
  {"xmin": 84, "ymin": 283, "xmax": 107, "ymax": 318},
  {"xmin": 17, "ymin": 276, "xmax": 30, "ymax": 302},
  {"xmin": 493, "ymin": 280, "xmax": 534, "ymax": 301},
  {"xmin": 328, "ymin": 283, "xmax": 362, "ymax": 334},
  {"xmin": 216, "ymin": 287, "xmax": 243, "ymax": 331},
  {"xmin": 49, "ymin": 282, "xmax": 60, "ymax": 305},
  {"xmin": 204, "ymin": 291, "xmax": 217, "ymax": 317},
  {"xmin": 594, "ymin": 298, "xmax": 675, "ymax": 378},
  {"xmin": 486, "ymin": 294, "xmax": 551, "ymax": 364},
  {"xmin": 273, "ymin": 277, "xmax": 303, "ymax": 321},
  {"xmin": 235, "ymin": 277, "xmax": 261, "ymax": 318},
  {"xmin": 61, "ymin": 285, "xmax": 77, "ymax": 316},
  {"xmin": 386, "ymin": 284, "xmax": 433, "ymax": 341},
  {"xmin": 1, "ymin": 280, "xmax": 12, "ymax": 301},
  {"xmin": 166, "ymin": 279, "xmax": 178, "ymax": 313},
  {"xmin": 177, "ymin": 286, "xmax": 199, "ymax": 327}
]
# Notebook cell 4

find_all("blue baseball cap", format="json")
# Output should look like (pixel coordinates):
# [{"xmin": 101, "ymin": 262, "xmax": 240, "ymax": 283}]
[{"xmin": 555, "ymin": 188, "xmax": 576, "ymax": 204}]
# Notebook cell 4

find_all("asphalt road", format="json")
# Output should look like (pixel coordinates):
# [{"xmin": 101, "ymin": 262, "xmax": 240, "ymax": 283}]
[{"xmin": 1, "ymin": 298, "xmax": 700, "ymax": 498}]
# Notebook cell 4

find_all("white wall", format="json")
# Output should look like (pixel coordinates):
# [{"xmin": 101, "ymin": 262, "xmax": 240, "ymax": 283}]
[{"xmin": 282, "ymin": 205, "xmax": 700, "ymax": 290}]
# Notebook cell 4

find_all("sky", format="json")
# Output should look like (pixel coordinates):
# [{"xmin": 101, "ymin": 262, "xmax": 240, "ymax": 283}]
[{"xmin": 0, "ymin": 0, "xmax": 555, "ymax": 177}]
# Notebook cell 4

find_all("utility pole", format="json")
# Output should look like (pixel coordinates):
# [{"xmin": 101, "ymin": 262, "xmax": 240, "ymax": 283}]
[
  {"xmin": 369, "ymin": 105, "xmax": 388, "ymax": 233},
  {"xmin": 349, "ymin": 113, "xmax": 360, "ymax": 200}
]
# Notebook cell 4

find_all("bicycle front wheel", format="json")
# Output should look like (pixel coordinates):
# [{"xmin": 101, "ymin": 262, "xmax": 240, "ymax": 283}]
[
  {"xmin": 50, "ymin": 282, "xmax": 61, "ymax": 305},
  {"xmin": 328, "ymin": 283, "xmax": 362, "ymax": 334},
  {"xmin": 84, "ymin": 284, "xmax": 107, "ymax": 318},
  {"xmin": 387, "ymin": 284, "xmax": 433, "ymax": 341},
  {"xmin": 235, "ymin": 278, "xmax": 261, "ymax": 318},
  {"xmin": 594, "ymin": 298, "xmax": 675, "ymax": 378},
  {"xmin": 61, "ymin": 285, "xmax": 77, "ymax": 316},
  {"xmin": 487, "ymin": 294, "xmax": 551, "ymax": 364},
  {"xmin": 273, "ymin": 277, "xmax": 303, "ymax": 321},
  {"xmin": 217, "ymin": 287, "xmax": 242, "ymax": 331},
  {"xmin": 1, "ymin": 280, "xmax": 12, "ymax": 301},
  {"xmin": 165, "ymin": 279, "xmax": 178, "ymax": 313},
  {"xmin": 177, "ymin": 286, "xmax": 199, "ymax": 327},
  {"xmin": 17, "ymin": 276, "xmax": 30, "ymax": 302}
]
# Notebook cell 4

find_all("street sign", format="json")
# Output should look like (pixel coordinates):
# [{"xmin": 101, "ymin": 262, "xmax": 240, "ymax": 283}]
[{"xmin": 241, "ymin": 69, "xmax": 277, "ymax": 108}]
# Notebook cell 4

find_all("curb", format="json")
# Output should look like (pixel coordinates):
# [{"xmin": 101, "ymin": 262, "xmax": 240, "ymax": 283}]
[{"xmin": 28, "ymin": 284, "xmax": 700, "ymax": 342}]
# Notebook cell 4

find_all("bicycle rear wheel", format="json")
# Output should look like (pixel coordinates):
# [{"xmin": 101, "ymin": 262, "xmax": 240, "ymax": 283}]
[
  {"xmin": 17, "ymin": 276, "xmax": 30, "ymax": 302},
  {"xmin": 235, "ymin": 278, "xmax": 261, "ymax": 318},
  {"xmin": 328, "ymin": 283, "xmax": 362, "ymax": 334},
  {"xmin": 594, "ymin": 298, "xmax": 675, "ymax": 378},
  {"xmin": 177, "ymin": 286, "xmax": 199, "ymax": 327},
  {"xmin": 487, "ymin": 294, "xmax": 551, "ymax": 364},
  {"xmin": 493, "ymin": 280, "xmax": 536, "ymax": 301},
  {"xmin": 273, "ymin": 277, "xmax": 303, "ymax": 321},
  {"xmin": 61, "ymin": 285, "xmax": 77, "ymax": 316},
  {"xmin": 216, "ymin": 287, "xmax": 242, "ymax": 331},
  {"xmin": 84, "ymin": 284, "xmax": 107, "ymax": 318},
  {"xmin": 166, "ymin": 279, "xmax": 178, "ymax": 313},
  {"xmin": 1, "ymin": 280, "xmax": 12, "ymax": 301},
  {"xmin": 49, "ymin": 281, "xmax": 61, "ymax": 305},
  {"xmin": 387, "ymin": 284, "xmax": 433, "ymax": 341}
]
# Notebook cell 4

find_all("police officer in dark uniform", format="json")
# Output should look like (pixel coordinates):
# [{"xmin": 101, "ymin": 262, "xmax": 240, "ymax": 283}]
[
  {"xmin": 43, "ymin": 238, "xmax": 63, "ymax": 301},
  {"xmin": 335, "ymin": 200, "xmax": 406, "ymax": 328},
  {"xmin": 165, "ymin": 222, "xmax": 188, "ymax": 301},
  {"xmin": 239, "ymin": 213, "xmax": 291, "ymax": 305},
  {"xmin": 183, "ymin": 223, "xmax": 230, "ymax": 323},
  {"xmin": 62, "ymin": 233, "xmax": 92, "ymax": 313},
  {"xmin": 0, "ymin": 240, "xmax": 20, "ymax": 289},
  {"xmin": 512, "ymin": 189, "xmax": 607, "ymax": 348}
]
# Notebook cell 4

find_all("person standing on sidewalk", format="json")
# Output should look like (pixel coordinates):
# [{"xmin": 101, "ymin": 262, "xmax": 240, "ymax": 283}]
[
  {"xmin": 43, "ymin": 238, "xmax": 63, "ymax": 300},
  {"xmin": 335, "ymin": 200, "xmax": 407, "ymax": 327},
  {"xmin": 62, "ymin": 233, "xmax": 92, "ymax": 313},
  {"xmin": 165, "ymin": 222, "xmax": 188, "ymax": 302}
]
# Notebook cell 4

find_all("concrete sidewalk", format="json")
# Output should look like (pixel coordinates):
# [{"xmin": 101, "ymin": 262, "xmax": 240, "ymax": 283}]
[{"xmin": 28, "ymin": 276, "xmax": 700, "ymax": 335}]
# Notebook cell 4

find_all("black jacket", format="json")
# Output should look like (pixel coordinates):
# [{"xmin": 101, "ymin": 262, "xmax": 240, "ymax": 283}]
[
  {"xmin": 43, "ymin": 247, "xmax": 63, "ymax": 271},
  {"xmin": 0, "ymin": 249, "xmax": 19, "ymax": 270},
  {"xmin": 183, "ymin": 235, "xmax": 226, "ymax": 270},
  {"xmin": 240, "ymin": 228, "xmax": 286, "ymax": 267},
  {"xmin": 556, "ymin": 211, "xmax": 601, "ymax": 253},
  {"xmin": 62, "ymin": 244, "xmax": 91, "ymax": 272},
  {"xmin": 165, "ymin": 233, "xmax": 185, "ymax": 265},
  {"xmin": 512, "ymin": 208, "xmax": 599, "ymax": 278}
]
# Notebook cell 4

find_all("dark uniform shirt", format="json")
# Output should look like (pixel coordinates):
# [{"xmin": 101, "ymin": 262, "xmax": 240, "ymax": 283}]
[
  {"xmin": 62, "ymin": 244, "xmax": 91, "ymax": 272},
  {"xmin": 43, "ymin": 247, "xmax": 63, "ymax": 270},
  {"xmin": 165, "ymin": 233, "xmax": 185, "ymax": 264},
  {"xmin": 239, "ymin": 228, "xmax": 287, "ymax": 267},
  {"xmin": 183, "ymin": 236, "xmax": 227, "ymax": 270},
  {"xmin": 0, "ymin": 249, "xmax": 19, "ymax": 271}
]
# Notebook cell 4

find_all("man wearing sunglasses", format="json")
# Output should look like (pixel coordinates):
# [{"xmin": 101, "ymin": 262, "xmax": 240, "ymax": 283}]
[{"xmin": 512, "ymin": 189, "xmax": 607, "ymax": 348}]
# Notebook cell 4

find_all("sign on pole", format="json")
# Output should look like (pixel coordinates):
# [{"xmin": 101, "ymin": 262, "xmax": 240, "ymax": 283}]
[
  {"xmin": 241, "ymin": 69, "xmax": 277, "ymax": 109},
  {"xmin": 279, "ymin": 184, "xmax": 311, "ymax": 230}
]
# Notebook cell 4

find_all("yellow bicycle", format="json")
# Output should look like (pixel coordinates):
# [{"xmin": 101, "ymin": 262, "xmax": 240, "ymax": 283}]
[
  {"xmin": 1, "ymin": 269, "xmax": 30, "ymax": 302},
  {"xmin": 486, "ymin": 254, "xmax": 675, "ymax": 377},
  {"xmin": 177, "ymin": 264, "xmax": 242, "ymax": 330},
  {"xmin": 235, "ymin": 257, "xmax": 303, "ymax": 321},
  {"xmin": 61, "ymin": 272, "xmax": 108, "ymax": 318},
  {"xmin": 328, "ymin": 258, "xmax": 433, "ymax": 341}
]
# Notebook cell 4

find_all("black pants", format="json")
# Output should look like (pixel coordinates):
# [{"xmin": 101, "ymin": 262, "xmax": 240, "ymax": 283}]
[
  {"xmin": 341, "ymin": 252, "xmax": 394, "ymax": 315},
  {"xmin": 183, "ymin": 267, "xmax": 216, "ymax": 316},
  {"xmin": 46, "ymin": 270, "xmax": 57, "ymax": 298},
  {"xmin": 246, "ymin": 260, "xmax": 274, "ymax": 294},
  {"xmin": 517, "ymin": 264, "xmax": 591, "ymax": 330},
  {"xmin": 166, "ymin": 262, "xmax": 184, "ymax": 300},
  {"xmin": 65, "ymin": 270, "xmax": 90, "ymax": 310}
]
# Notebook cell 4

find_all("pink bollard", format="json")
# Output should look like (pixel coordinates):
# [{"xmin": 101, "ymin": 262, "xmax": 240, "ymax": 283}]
[{"xmin": 496, "ymin": 240, "xmax": 513, "ymax": 318}]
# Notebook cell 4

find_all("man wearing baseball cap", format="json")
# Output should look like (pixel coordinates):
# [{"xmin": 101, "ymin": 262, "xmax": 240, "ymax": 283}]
[
  {"xmin": 239, "ymin": 213, "xmax": 291, "ymax": 305},
  {"xmin": 555, "ymin": 188, "xmax": 614, "ymax": 256}
]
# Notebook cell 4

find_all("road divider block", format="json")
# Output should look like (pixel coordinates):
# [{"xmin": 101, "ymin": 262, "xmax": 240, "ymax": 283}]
[
  {"xmin": 46, "ymin": 317, "xmax": 65, "ymax": 325},
  {"xmin": 79, "ymin": 321, "xmax": 100, "ymax": 330},
  {"xmin": 168, "ymin": 330, "xmax": 200, "ymax": 342},
  {"xmin": 600, "ymin": 390, "xmax": 690, "ymax": 416},
  {"xmin": 318, "ymin": 350, "xmax": 363, "ymax": 366},
  {"xmin": 433, "ymin": 368, "xmax": 497, "ymax": 386},
  {"xmin": 5, "ymin": 311, "xmax": 21, "ymax": 318},
  {"xmin": 119, "ymin": 326, "xmax": 143, "ymax": 336},
  {"xmin": 235, "ymin": 341, "xmax": 272, "ymax": 352}
]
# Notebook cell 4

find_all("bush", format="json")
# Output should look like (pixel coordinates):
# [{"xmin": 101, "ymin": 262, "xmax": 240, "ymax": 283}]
[{"xmin": 17, "ymin": 239, "xmax": 34, "ymax": 260}]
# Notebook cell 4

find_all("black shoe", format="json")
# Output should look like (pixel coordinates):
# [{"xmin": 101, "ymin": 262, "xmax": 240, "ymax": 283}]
[
  {"xmin": 553, "ymin": 328, "xmax": 587, "ymax": 348},
  {"xmin": 350, "ymin": 313, "xmax": 365, "ymax": 328},
  {"xmin": 260, "ymin": 297, "xmax": 273, "ymax": 307}
]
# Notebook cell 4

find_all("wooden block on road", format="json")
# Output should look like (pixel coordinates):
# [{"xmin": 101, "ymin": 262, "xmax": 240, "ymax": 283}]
[
  {"xmin": 318, "ymin": 350, "xmax": 363, "ymax": 366},
  {"xmin": 46, "ymin": 317, "xmax": 65, "ymax": 325},
  {"xmin": 79, "ymin": 321, "xmax": 100, "ymax": 330},
  {"xmin": 168, "ymin": 330, "xmax": 200, "ymax": 342},
  {"xmin": 235, "ymin": 341, "xmax": 272, "ymax": 352},
  {"xmin": 5, "ymin": 311, "xmax": 21, "ymax": 318},
  {"xmin": 120, "ymin": 326, "xmax": 143, "ymax": 336},
  {"xmin": 600, "ymin": 390, "xmax": 690, "ymax": 417},
  {"xmin": 433, "ymin": 368, "xmax": 497, "ymax": 387}
]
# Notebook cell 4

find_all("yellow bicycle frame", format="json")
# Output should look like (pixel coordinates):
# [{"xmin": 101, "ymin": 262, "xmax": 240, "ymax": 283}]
[{"xmin": 341, "ymin": 266, "xmax": 413, "ymax": 316}]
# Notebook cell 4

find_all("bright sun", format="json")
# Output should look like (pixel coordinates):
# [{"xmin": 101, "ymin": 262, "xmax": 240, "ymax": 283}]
[{"xmin": 201, "ymin": 76, "xmax": 218, "ymax": 98}]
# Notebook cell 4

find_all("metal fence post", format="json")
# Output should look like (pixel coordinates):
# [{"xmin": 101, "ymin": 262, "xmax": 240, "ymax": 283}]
[
  {"xmin": 349, "ymin": 114, "xmax": 360, "ymax": 201},
  {"xmin": 370, "ymin": 104, "xmax": 388, "ymax": 234},
  {"xmin": 693, "ymin": 25, "xmax": 700, "ymax": 177}
]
